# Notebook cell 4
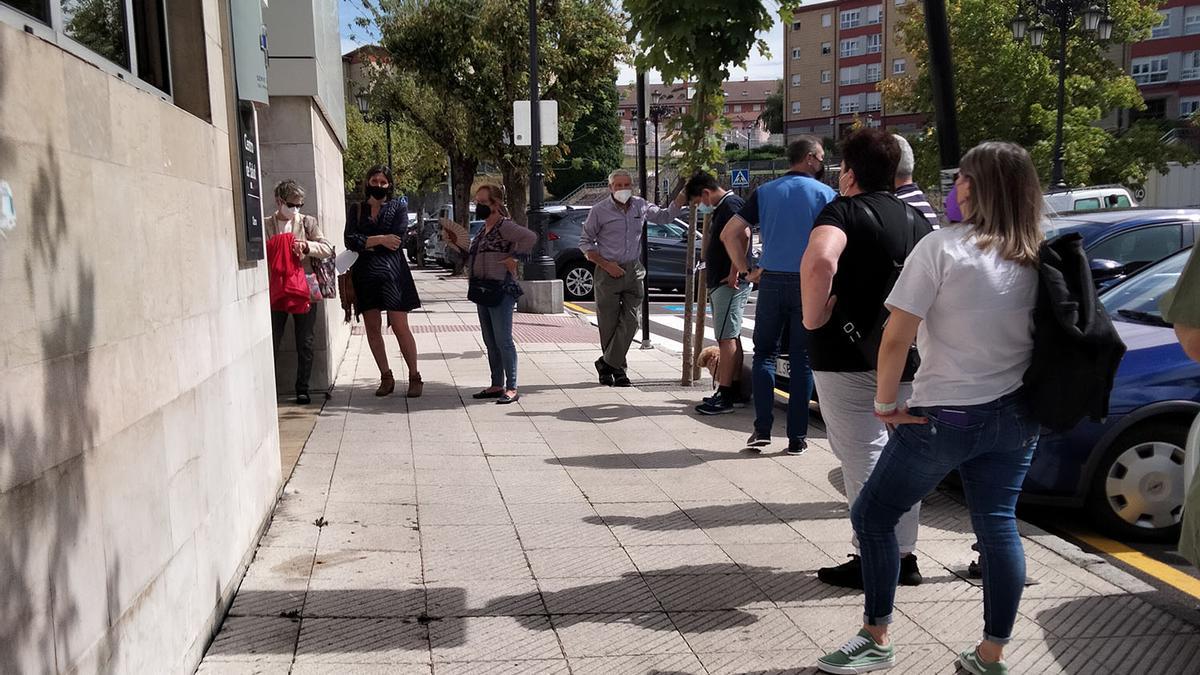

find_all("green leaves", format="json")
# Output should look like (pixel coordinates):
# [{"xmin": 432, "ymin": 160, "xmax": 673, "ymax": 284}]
[{"xmin": 883, "ymin": 0, "xmax": 1176, "ymax": 188}]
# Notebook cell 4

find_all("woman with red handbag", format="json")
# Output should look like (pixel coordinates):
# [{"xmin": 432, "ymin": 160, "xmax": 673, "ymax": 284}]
[{"xmin": 267, "ymin": 180, "xmax": 333, "ymax": 404}]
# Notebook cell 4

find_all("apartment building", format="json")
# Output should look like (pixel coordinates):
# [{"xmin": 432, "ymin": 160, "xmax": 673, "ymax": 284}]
[
  {"xmin": 783, "ymin": 0, "xmax": 925, "ymax": 142},
  {"xmin": 1127, "ymin": 0, "xmax": 1200, "ymax": 120}
]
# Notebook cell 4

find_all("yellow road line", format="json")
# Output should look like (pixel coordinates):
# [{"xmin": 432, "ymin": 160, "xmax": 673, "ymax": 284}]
[
  {"xmin": 1067, "ymin": 529, "xmax": 1200, "ymax": 600},
  {"xmin": 564, "ymin": 302, "xmax": 595, "ymax": 315},
  {"xmin": 774, "ymin": 389, "xmax": 789, "ymax": 399}
]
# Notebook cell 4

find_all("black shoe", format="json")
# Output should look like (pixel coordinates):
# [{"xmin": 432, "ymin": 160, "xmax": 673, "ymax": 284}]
[
  {"xmin": 595, "ymin": 358, "xmax": 615, "ymax": 386},
  {"xmin": 472, "ymin": 388, "xmax": 504, "ymax": 399},
  {"xmin": 612, "ymin": 369, "xmax": 632, "ymax": 387},
  {"xmin": 786, "ymin": 438, "xmax": 807, "ymax": 455},
  {"xmin": 745, "ymin": 431, "xmax": 771, "ymax": 448},
  {"xmin": 295, "ymin": 392, "xmax": 311, "ymax": 405},
  {"xmin": 496, "ymin": 392, "xmax": 521, "ymax": 405},
  {"xmin": 695, "ymin": 392, "xmax": 735, "ymax": 416},
  {"xmin": 900, "ymin": 553, "xmax": 923, "ymax": 586},
  {"xmin": 817, "ymin": 555, "xmax": 864, "ymax": 589}
]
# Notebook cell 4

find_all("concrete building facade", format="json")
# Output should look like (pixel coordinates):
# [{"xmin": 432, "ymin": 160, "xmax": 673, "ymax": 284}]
[
  {"xmin": 783, "ymin": 0, "xmax": 925, "ymax": 142},
  {"xmin": 1127, "ymin": 0, "xmax": 1200, "ymax": 121},
  {"xmin": 260, "ymin": 0, "xmax": 351, "ymax": 395},
  {"xmin": 0, "ymin": 0, "xmax": 345, "ymax": 672}
]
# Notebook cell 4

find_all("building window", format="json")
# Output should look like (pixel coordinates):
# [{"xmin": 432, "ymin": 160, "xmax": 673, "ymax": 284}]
[
  {"xmin": 733, "ymin": 104, "xmax": 742, "ymax": 113},
  {"xmin": 753, "ymin": 103, "xmax": 762, "ymax": 111},
  {"xmin": 867, "ymin": 5, "xmax": 883, "ymax": 25},
  {"xmin": 866, "ymin": 34, "xmax": 882, "ymax": 54},
  {"xmin": 822, "ymin": 13, "xmax": 832, "ymax": 28},
  {"xmin": 840, "ymin": 96, "xmax": 861, "ymax": 114},
  {"xmin": 1152, "ymin": 10, "xmax": 1171, "ymax": 38},
  {"xmin": 821, "ymin": 70, "xmax": 832, "ymax": 83},
  {"xmin": 1183, "ymin": 51, "xmax": 1200, "ymax": 81},
  {"xmin": 841, "ymin": 9, "xmax": 861, "ymax": 29},
  {"xmin": 841, "ymin": 38, "xmax": 862, "ymax": 58},
  {"xmin": 1132, "ymin": 56, "xmax": 1170, "ymax": 84},
  {"xmin": 4, "ymin": 0, "xmax": 49, "ymax": 21},
  {"xmin": 893, "ymin": 58, "xmax": 907, "ymax": 75},
  {"xmin": 866, "ymin": 92, "xmax": 882, "ymax": 112},
  {"xmin": 792, "ymin": 47, "xmax": 802, "ymax": 59},
  {"xmin": 791, "ymin": 74, "xmax": 801, "ymax": 87},
  {"xmin": 821, "ymin": 42, "xmax": 832, "ymax": 55},
  {"xmin": 792, "ymin": 20, "xmax": 802, "ymax": 30},
  {"xmin": 867, "ymin": 63, "xmax": 882, "ymax": 83},
  {"xmin": 821, "ymin": 97, "xmax": 832, "ymax": 112},
  {"xmin": 1187, "ymin": 7, "xmax": 1200, "ymax": 35},
  {"xmin": 62, "ymin": 0, "xmax": 131, "ymax": 68},
  {"xmin": 895, "ymin": 0, "xmax": 906, "ymax": 5},
  {"xmin": 840, "ymin": 66, "xmax": 863, "ymax": 85},
  {"xmin": 1182, "ymin": 97, "xmax": 1200, "ymax": 117},
  {"xmin": 792, "ymin": 101, "xmax": 802, "ymax": 114}
]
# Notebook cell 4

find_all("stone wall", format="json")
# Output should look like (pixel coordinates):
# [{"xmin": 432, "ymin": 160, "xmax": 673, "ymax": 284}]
[{"xmin": 0, "ymin": 9, "xmax": 282, "ymax": 674}]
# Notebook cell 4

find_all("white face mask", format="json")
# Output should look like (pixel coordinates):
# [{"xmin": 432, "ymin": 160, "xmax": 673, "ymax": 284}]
[
  {"xmin": 613, "ymin": 189, "xmax": 633, "ymax": 204},
  {"xmin": 279, "ymin": 204, "xmax": 298, "ymax": 220}
]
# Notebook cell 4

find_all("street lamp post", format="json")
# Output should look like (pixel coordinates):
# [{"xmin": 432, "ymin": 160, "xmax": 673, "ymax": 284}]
[
  {"xmin": 1011, "ymin": 1, "xmax": 1114, "ymax": 188},
  {"xmin": 648, "ymin": 99, "xmax": 672, "ymax": 203},
  {"xmin": 524, "ymin": 0, "xmax": 555, "ymax": 281},
  {"xmin": 355, "ymin": 92, "xmax": 393, "ymax": 171}
]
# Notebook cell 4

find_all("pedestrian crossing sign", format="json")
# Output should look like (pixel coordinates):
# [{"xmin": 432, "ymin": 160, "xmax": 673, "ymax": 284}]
[{"xmin": 731, "ymin": 169, "xmax": 750, "ymax": 188}]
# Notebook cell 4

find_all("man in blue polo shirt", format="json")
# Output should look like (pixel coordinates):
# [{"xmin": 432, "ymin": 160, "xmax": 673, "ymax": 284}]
[{"xmin": 721, "ymin": 137, "xmax": 836, "ymax": 454}]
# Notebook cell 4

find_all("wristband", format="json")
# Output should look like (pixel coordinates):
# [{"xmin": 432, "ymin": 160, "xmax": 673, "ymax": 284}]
[{"xmin": 873, "ymin": 400, "xmax": 898, "ymax": 415}]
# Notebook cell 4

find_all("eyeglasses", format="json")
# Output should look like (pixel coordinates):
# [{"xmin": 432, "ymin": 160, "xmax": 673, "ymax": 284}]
[{"xmin": 286, "ymin": 201, "xmax": 304, "ymax": 209}]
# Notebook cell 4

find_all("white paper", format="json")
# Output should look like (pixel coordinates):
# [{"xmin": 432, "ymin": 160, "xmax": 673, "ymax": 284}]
[{"xmin": 335, "ymin": 249, "xmax": 358, "ymax": 275}]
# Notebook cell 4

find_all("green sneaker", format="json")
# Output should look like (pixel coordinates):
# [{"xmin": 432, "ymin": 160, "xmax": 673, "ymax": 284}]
[
  {"xmin": 958, "ymin": 648, "xmax": 1008, "ymax": 675},
  {"xmin": 817, "ymin": 629, "xmax": 896, "ymax": 674}
]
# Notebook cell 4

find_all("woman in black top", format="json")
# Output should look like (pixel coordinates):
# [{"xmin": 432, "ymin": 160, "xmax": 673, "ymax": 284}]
[{"xmin": 345, "ymin": 166, "xmax": 423, "ymax": 397}]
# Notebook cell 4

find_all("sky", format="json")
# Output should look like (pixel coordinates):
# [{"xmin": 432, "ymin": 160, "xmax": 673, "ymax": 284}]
[{"xmin": 338, "ymin": 0, "xmax": 786, "ymax": 85}]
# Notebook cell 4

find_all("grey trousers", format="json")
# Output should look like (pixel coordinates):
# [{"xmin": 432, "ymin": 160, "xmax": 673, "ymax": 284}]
[
  {"xmin": 594, "ymin": 260, "xmax": 645, "ymax": 370},
  {"xmin": 813, "ymin": 370, "xmax": 921, "ymax": 555}
]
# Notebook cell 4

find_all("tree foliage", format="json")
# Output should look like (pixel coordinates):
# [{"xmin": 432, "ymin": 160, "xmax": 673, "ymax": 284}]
[
  {"xmin": 624, "ymin": 0, "xmax": 790, "ymax": 176},
  {"xmin": 343, "ymin": 111, "xmax": 447, "ymax": 201},
  {"xmin": 759, "ymin": 80, "xmax": 785, "ymax": 136},
  {"xmin": 881, "ymin": 0, "xmax": 1179, "ymax": 188},
  {"xmin": 546, "ymin": 76, "xmax": 625, "ymax": 198},
  {"xmin": 363, "ymin": 0, "xmax": 627, "ymax": 223}
]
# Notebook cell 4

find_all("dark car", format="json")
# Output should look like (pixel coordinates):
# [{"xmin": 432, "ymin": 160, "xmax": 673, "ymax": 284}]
[
  {"xmin": 1027, "ymin": 247, "xmax": 1198, "ymax": 541},
  {"xmin": 1043, "ymin": 208, "xmax": 1200, "ymax": 287},
  {"xmin": 547, "ymin": 207, "xmax": 701, "ymax": 301}
]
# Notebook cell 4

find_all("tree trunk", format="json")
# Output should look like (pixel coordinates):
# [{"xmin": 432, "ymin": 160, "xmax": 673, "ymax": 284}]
[
  {"xmin": 501, "ymin": 160, "xmax": 530, "ymax": 226},
  {"xmin": 449, "ymin": 152, "xmax": 478, "ymax": 227}
]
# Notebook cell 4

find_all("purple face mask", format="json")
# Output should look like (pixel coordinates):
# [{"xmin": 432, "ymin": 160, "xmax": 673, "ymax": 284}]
[{"xmin": 944, "ymin": 184, "xmax": 963, "ymax": 223}]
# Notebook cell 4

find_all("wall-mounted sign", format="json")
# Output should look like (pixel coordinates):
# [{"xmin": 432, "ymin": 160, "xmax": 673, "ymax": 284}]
[
  {"xmin": 231, "ymin": 0, "xmax": 269, "ymax": 104},
  {"xmin": 238, "ymin": 101, "xmax": 265, "ymax": 260}
]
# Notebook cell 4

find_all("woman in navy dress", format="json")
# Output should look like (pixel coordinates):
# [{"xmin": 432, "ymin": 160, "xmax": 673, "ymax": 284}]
[{"xmin": 345, "ymin": 166, "xmax": 423, "ymax": 397}]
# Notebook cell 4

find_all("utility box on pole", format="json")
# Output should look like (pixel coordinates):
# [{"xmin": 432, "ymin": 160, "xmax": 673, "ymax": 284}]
[{"xmin": 513, "ymin": 101, "xmax": 559, "ymax": 146}]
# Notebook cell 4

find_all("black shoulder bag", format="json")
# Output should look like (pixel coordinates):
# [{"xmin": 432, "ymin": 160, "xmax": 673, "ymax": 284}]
[{"xmin": 831, "ymin": 199, "xmax": 925, "ymax": 380}]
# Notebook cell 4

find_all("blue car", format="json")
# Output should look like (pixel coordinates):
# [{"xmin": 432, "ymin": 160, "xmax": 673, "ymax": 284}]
[
  {"xmin": 1043, "ymin": 207, "xmax": 1200, "ymax": 287},
  {"xmin": 1025, "ymin": 247, "xmax": 1199, "ymax": 540}
]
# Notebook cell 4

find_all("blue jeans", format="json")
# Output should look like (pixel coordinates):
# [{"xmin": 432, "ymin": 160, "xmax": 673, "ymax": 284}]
[
  {"xmin": 478, "ymin": 295, "xmax": 518, "ymax": 390},
  {"xmin": 851, "ymin": 392, "xmax": 1040, "ymax": 644},
  {"xmin": 751, "ymin": 272, "xmax": 812, "ymax": 440}
]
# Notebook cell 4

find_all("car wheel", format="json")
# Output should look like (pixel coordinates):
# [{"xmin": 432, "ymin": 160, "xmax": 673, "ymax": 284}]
[
  {"xmin": 1087, "ymin": 421, "xmax": 1187, "ymax": 542},
  {"xmin": 561, "ymin": 261, "xmax": 595, "ymax": 301}
]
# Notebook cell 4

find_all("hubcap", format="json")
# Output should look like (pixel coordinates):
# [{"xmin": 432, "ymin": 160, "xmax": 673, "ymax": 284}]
[
  {"xmin": 565, "ymin": 267, "xmax": 594, "ymax": 298},
  {"xmin": 1104, "ymin": 441, "xmax": 1185, "ymax": 531}
]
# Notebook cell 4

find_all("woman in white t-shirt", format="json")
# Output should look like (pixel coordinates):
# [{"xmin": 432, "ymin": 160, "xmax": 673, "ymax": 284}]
[{"xmin": 817, "ymin": 142, "xmax": 1043, "ymax": 675}]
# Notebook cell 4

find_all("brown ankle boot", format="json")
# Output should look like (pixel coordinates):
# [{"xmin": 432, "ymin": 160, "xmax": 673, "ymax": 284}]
[
  {"xmin": 376, "ymin": 370, "xmax": 395, "ymax": 397},
  {"xmin": 406, "ymin": 373, "xmax": 424, "ymax": 398}
]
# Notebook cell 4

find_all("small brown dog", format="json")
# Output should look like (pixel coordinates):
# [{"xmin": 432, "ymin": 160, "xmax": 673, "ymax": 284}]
[{"xmin": 698, "ymin": 345, "xmax": 752, "ymax": 402}]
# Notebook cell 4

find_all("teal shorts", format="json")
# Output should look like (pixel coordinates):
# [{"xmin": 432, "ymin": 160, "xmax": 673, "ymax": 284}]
[{"xmin": 709, "ymin": 281, "xmax": 752, "ymax": 341}]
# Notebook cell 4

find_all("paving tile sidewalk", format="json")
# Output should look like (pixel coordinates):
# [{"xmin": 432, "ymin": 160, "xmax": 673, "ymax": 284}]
[{"xmin": 199, "ymin": 269, "xmax": 1200, "ymax": 674}]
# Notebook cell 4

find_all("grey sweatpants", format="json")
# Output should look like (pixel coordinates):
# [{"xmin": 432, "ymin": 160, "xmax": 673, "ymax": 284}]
[
  {"xmin": 813, "ymin": 370, "xmax": 920, "ymax": 555},
  {"xmin": 594, "ymin": 260, "xmax": 645, "ymax": 370}
]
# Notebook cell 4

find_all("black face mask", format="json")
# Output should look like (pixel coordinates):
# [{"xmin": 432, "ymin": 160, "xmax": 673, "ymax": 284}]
[
  {"xmin": 813, "ymin": 163, "xmax": 826, "ymax": 182},
  {"xmin": 475, "ymin": 203, "xmax": 492, "ymax": 221},
  {"xmin": 366, "ymin": 185, "xmax": 389, "ymax": 200}
]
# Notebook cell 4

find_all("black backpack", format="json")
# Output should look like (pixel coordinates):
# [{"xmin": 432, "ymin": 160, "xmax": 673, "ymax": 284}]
[{"xmin": 1023, "ymin": 233, "xmax": 1126, "ymax": 432}]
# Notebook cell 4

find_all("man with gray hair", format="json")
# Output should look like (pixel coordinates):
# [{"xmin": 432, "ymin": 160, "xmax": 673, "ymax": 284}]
[
  {"xmin": 893, "ymin": 134, "xmax": 940, "ymax": 228},
  {"xmin": 581, "ymin": 169, "xmax": 685, "ymax": 386}
]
